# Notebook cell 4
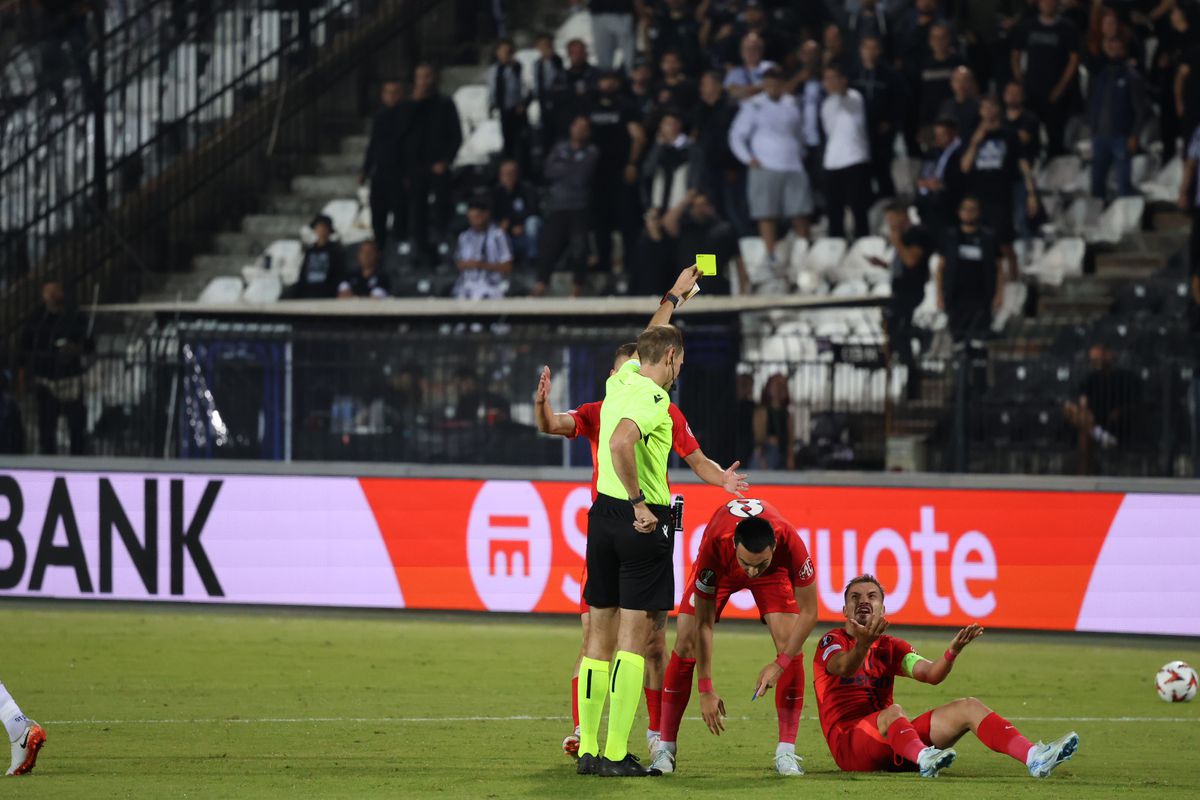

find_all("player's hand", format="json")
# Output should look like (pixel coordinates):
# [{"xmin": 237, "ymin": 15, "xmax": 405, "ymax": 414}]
[
  {"xmin": 949, "ymin": 623, "xmax": 984, "ymax": 653},
  {"xmin": 632, "ymin": 502, "xmax": 658, "ymax": 533},
  {"xmin": 700, "ymin": 690, "xmax": 726, "ymax": 735},
  {"xmin": 847, "ymin": 612, "xmax": 888, "ymax": 647},
  {"xmin": 535, "ymin": 366, "xmax": 551, "ymax": 404},
  {"xmin": 721, "ymin": 460, "xmax": 749, "ymax": 497},
  {"xmin": 753, "ymin": 661, "xmax": 783, "ymax": 699}
]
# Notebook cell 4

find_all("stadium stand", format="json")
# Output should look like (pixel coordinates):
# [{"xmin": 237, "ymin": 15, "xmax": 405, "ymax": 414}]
[{"xmin": 2, "ymin": 0, "xmax": 1198, "ymax": 478}]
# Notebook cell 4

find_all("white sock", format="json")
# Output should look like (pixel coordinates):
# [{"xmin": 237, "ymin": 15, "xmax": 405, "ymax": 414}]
[
  {"xmin": 660, "ymin": 740, "xmax": 677, "ymax": 754},
  {"xmin": 0, "ymin": 682, "xmax": 29, "ymax": 743},
  {"xmin": 776, "ymin": 742, "xmax": 795, "ymax": 757},
  {"xmin": 646, "ymin": 729, "xmax": 660, "ymax": 741}
]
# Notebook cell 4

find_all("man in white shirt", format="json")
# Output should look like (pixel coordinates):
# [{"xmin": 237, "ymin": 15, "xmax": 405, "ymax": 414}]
[
  {"xmin": 728, "ymin": 67, "xmax": 812, "ymax": 273},
  {"xmin": 821, "ymin": 63, "xmax": 873, "ymax": 240},
  {"xmin": 723, "ymin": 33, "xmax": 775, "ymax": 102},
  {"xmin": 453, "ymin": 200, "xmax": 514, "ymax": 299}
]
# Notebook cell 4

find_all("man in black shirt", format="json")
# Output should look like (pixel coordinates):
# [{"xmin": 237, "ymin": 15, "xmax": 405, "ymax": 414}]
[
  {"xmin": 360, "ymin": 81, "xmax": 408, "ymax": 251},
  {"xmin": 1003, "ymin": 81, "xmax": 1042, "ymax": 165},
  {"xmin": 938, "ymin": 196, "xmax": 1005, "ymax": 342},
  {"xmin": 960, "ymin": 95, "xmax": 1038, "ymax": 276},
  {"xmin": 402, "ymin": 63, "xmax": 463, "ymax": 265},
  {"xmin": 337, "ymin": 241, "xmax": 392, "ymax": 298},
  {"xmin": 649, "ymin": 0, "xmax": 704, "ymax": 76},
  {"xmin": 491, "ymin": 159, "xmax": 542, "ymax": 266},
  {"xmin": 18, "ymin": 279, "xmax": 93, "ymax": 455},
  {"xmin": 918, "ymin": 23, "xmax": 965, "ymax": 133},
  {"xmin": 653, "ymin": 50, "xmax": 698, "ymax": 118},
  {"xmin": 1063, "ymin": 343, "xmax": 1141, "ymax": 474},
  {"xmin": 882, "ymin": 203, "xmax": 934, "ymax": 398},
  {"xmin": 692, "ymin": 71, "xmax": 747, "ymax": 234},
  {"xmin": 853, "ymin": 35, "xmax": 904, "ymax": 200},
  {"xmin": 1011, "ymin": 0, "xmax": 1081, "ymax": 156},
  {"xmin": 915, "ymin": 117, "xmax": 965, "ymax": 244},
  {"xmin": 288, "ymin": 214, "xmax": 347, "ymax": 299},
  {"xmin": 587, "ymin": 70, "xmax": 647, "ymax": 280}
]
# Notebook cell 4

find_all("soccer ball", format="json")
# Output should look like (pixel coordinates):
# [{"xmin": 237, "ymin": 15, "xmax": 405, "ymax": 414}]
[{"xmin": 1155, "ymin": 661, "xmax": 1198, "ymax": 703}]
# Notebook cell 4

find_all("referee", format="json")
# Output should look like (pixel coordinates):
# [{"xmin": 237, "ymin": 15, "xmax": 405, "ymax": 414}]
[{"xmin": 576, "ymin": 268, "xmax": 697, "ymax": 778}]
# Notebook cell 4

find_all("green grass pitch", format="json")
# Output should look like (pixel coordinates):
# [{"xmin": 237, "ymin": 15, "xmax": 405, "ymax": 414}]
[{"xmin": 1, "ymin": 603, "xmax": 1197, "ymax": 798}]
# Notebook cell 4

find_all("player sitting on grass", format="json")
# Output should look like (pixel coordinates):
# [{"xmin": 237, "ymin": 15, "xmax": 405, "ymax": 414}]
[
  {"xmin": 653, "ymin": 498, "xmax": 818, "ymax": 776},
  {"xmin": 814, "ymin": 574, "xmax": 1079, "ymax": 779},
  {"xmin": 2, "ymin": 679, "xmax": 45, "ymax": 776}
]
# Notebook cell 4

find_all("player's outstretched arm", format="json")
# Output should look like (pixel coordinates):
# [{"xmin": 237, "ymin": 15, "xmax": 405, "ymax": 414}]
[
  {"xmin": 753, "ymin": 582, "xmax": 819, "ymax": 697},
  {"xmin": 647, "ymin": 265, "xmax": 701, "ymax": 330},
  {"xmin": 911, "ymin": 623, "xmax": 984, "ymax": 685},
  {"xmin": 684, "ymin": 451, "xmax": 749, "ymax": 497},
  {"xmin": 694, "ymin": 596, "xmax": 727, "ymax": 736},
  {"xmin": 533, "ymin": 366, "xmax": 577, "ymax": 436},
  {"xmin": 825, "ymin": 613, "xmax": 889, "ymax": 677}
]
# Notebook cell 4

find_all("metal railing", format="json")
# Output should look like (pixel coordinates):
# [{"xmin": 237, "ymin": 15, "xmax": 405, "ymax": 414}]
[{"xmin": 1, "ymin": 0, "xmax": 442, "ymax": 350}]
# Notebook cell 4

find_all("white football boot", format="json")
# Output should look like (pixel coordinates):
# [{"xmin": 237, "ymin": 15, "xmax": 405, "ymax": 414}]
[
  {"xmin": 649, "ymin": 741, "xmax": 676, "ymax": 774},
  {"xmin": 6, "ymin": 722, "xmax": 46, "ymax": 776},
  {"xmin": 774, "ymin": 751, "xmax": 804, "ymax": 776},
  {"xmin": 1027, "ymin": 731, "xmax": 1079, "ymax": 778},
  {"xmin": 916, "ymin": 745, "xmax": 957, "ymax": 778}
]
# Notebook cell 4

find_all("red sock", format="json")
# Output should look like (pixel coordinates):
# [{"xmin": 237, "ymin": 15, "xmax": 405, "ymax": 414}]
[
  {"xmin": 886, "ymin": 716, "xmax": 929, "ymax": 763},
  {"xmin": 571, "ymin": 676, "xmax": 579, "ymax": 728},
  {"xmin": 977, "ymin": 712, "xmax": 1034, "ymax": 763},
  {"xmin": 645, "ymin": 688, "xmax": 662, "ymax": 733},
  {"xmin": 774, "ymin": 658, "xmax": 805, "ymax": 745},
  {"xmin": 660, "ymin": 652, "xmax": 695, "ymax": 742}
]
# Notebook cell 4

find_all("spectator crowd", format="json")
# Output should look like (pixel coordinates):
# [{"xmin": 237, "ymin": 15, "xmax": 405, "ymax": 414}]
[{"xmin": 289, "ymin": 0, "xmax": 1200, "ymax": 344}]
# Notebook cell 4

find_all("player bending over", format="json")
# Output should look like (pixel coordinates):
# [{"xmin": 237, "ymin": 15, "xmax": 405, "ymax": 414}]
[
  {"xmin": 536, "ymin": 271, "xmax": 747, "ymax": 762},
  {"xmin": 653, "ymin": 498, "xmax": 818, "ymax": 776},
  {"xmin": 814, "ymin": 574, "xmax": 1079, "ymax": 779},
  {"xmin": 1, "ymin": 679, "xmax": 45, "ymax": 776}
]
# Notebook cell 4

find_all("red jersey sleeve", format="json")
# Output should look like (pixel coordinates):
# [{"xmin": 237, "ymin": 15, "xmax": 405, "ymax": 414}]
[
  {"xmin": 776, "ymin": 526, "xmax": 815, "ymax": 588},
  {"xmin": 691, "ymin": 537, "xmax": 722, "ymax": 599},
  {"xmin": 567, "ymin": 401, "xmax": 602, "ymax": 442},
  {"xmin": 667, "ymin": 404, "xmax": 701, "ymax": 459},
  {"xmin": 815, "ymin": 629, "xmax": 852, "ymax": 670},
  {"xmin": 885, "ymin": 636, "xmax": 917, "ymax": 677}
]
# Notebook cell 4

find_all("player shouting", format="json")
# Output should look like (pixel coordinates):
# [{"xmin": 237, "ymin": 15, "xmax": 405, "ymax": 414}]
[
  {"xmin": 653, "ymin": 497, "xmax": 818, "ymax": 776},
  {"xmin": 814, "ymin": 574, "xmax": 1079, "ymax": 779},
  {"xmin": 1, "ymin": 679, "xmax": 45, "ymax": 776}
]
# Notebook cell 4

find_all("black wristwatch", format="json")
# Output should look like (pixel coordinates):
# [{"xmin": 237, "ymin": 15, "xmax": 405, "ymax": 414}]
[
  {"xmin": 660, "ymin": 292, "xmax": 680, "ymax": 308},
  {"xmin": 629, "ymin": 491, "xmax": 646, "ymax": 506}
]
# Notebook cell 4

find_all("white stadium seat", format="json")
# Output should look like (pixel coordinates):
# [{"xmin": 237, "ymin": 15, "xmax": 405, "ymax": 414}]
[
  {"xmin": 806, "ymin": 237, "xmax": 848, "ymax": 280},
  {"xmin": 263, "ymin": 239, "xmax": 304, "ymax": 286},
  {"xmin": 242, "ymin": 273, "xmax": 283, "ymax": 304},
  {"xmin": 1037, "ymin": 155, "xmax": 1084, "ymax": 194},
  {"xmin": 1139, "ymin": 156, "xmax": 1183, "ymax": 202},
  {"xmin": 787, "ymin": 237, "xmax": 810, "ymax": 284},
  {"xmin": 1086, "ymin": 196, "xmax": 1144, "ymax": 245},
  {"xmin": 839, "ymin": 235, "xmax": 890, "ymax": 283},
  {"xmin": 198, "ymin": 276, "xmax": 245, "ymax": 304},
  {"xmin": 452, "ymin": 85, "xmax": 491, "ymax": 133}
]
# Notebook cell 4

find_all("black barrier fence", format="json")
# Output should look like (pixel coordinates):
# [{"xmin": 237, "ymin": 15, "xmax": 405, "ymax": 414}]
[{"xmin": 5, "ymin": 314, "xmax": 1197, "ymax": 477}]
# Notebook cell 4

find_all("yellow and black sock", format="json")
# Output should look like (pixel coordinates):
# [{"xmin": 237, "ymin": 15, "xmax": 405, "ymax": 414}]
[
  {"xmin": 603, "ymin": 650, "xmax": 645, "ymax": 762},
  {"xmin": 576, "ymin": 656, "xmax": 609, "ymax": 758}
]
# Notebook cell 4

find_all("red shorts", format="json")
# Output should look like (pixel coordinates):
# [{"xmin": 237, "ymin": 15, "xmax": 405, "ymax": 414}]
[
  {"xmin": 677, "ymin": 564, "xmax": 798, "ymax": 621},
  {"xmin": 826, "ymin": 710, "xmax": 934, "ymax": 772}
]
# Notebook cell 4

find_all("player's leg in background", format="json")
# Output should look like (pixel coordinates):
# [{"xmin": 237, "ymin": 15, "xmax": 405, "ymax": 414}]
[
  {"xmin": 927, "ymin": 697, "xmax": 1078, "ymax": 778},
  {"xmin": 1, "ymin": 679, "xmax": 45, "ymax": 776},
  {"xmin": 657, "ymin": 610, "xmax": 698, "ymax": 766},
  {"xmin": 564, "ymin": 611, "xmax": 590, "ymax": 759},
  {"xmin": 763, "ymin": 612, "xmax": 805, "ymax": 773},
  {"xmin": 641, "ymin": 611, "xmax": 668, "ymax": 752},
  {"xmin": 876, "ymin": 703, "xmax": 956, "ymax": 777}
]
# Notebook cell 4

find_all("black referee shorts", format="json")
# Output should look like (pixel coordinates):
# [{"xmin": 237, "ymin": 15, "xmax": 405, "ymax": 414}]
[{"xmin": 583, "ymin": 493, "xmax": 675, "ymax": 612}]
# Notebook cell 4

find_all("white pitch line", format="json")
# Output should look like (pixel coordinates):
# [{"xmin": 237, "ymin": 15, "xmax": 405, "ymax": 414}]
[{"xmin": 41, "ymin": 715, "xmax": 1200, "ymax": 725}]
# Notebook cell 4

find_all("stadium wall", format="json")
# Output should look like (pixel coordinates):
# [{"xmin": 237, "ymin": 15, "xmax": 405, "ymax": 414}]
[{"xmin": 1, "ymin": 460, "xmax": 1198, "ymax": 637}]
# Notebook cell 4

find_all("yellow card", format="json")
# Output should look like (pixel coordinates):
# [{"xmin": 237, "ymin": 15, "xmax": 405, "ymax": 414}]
[{"xmin": 696, "ymin": 253, "xmax": 717, "ymax": 276}]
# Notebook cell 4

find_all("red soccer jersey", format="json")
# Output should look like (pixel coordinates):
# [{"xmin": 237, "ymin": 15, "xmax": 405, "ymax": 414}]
[
  {"xmin": 691, "ymin": 498, "xmax": 816, "ymax": 598},
  {"xmin": 812, "ymin": 628, "xmax": 917, "ymax": 741},
  {"xmin": 567, "ymin": 400, "xmax": 700, "ymax": 500}
]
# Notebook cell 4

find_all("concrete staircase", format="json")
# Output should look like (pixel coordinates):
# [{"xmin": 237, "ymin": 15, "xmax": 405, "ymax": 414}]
[{"xmin": 140, "ymin": 66, "xmax": 485, "ymax": 303}]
